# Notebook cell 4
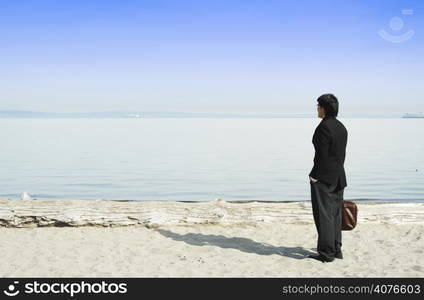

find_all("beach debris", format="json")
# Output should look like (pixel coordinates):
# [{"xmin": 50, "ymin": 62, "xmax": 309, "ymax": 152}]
[
  {"xmin": 178, "ymin": 254, "xmax": 187, "ymax": 261},
  {"xmin": 196, "ymin": 257, "xmax": 205, "ymax": 263},
  {"xmin": 1, "ymin": 200, "xmax": 423, "ymax": 228},
  {"xmin": 214, "ymin": 198, "xmax": 226, "ymax": 204},
  {"xmin": 20, "ymin": 192, "xmax": 32, "ymax": 201},
  {"xmin": 299, "ymin": 202, "xmax": 308, "ymax": 209}
]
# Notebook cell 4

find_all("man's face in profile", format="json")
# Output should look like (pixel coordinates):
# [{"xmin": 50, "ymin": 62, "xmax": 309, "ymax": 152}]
[{"xmin": 317, "ymin": 104, "xmax": 325, "ymax": 118}]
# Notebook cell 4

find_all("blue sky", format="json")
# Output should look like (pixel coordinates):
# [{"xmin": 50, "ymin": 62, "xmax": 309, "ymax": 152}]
[{"xmin": 0, "ymin": 0, "xmax": 423, "ymax": 115}]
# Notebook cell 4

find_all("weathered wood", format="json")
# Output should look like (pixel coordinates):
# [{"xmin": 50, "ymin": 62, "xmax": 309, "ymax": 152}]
[{"xmin": 0, "ymin": 198, "xmax": 423, "ymax": 228}]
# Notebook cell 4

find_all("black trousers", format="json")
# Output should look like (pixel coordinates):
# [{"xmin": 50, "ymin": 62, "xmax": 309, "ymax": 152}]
[{"xmin": 310, "ymin": 181, "xmax": 344, "ymax": 259}]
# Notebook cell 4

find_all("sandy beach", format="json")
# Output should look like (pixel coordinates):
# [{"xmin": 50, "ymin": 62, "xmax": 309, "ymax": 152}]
[{"xmin": 1, "ymin": 198, "xmax": 423, "ymax": 277}]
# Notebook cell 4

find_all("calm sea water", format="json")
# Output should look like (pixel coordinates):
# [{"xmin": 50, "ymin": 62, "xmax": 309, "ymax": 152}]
[{"xmin": 1, "ymin": 118, "xmax": 423, "ymax": 202}]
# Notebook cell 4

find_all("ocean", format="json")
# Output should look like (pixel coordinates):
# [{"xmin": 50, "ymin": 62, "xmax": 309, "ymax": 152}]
[{"xmin": 1, "ymin": 118, "xmax": 423, "ymax": 202}]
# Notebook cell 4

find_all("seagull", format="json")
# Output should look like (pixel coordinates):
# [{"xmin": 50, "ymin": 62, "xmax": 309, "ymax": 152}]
[{"xmin": 21, "ymin": 192, "xmax": 32, "ymax": 201}]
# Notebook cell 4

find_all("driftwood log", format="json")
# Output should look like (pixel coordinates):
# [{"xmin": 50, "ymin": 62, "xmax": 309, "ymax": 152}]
[{"xmin": 1, "ymin": 198, "xmax": 423, "ymax": 228}]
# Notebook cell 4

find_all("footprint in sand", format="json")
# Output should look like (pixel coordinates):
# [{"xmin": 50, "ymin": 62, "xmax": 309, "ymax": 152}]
[{"xmin": 411, "ymin": 266, "xmax": 422, "ymax": 272}]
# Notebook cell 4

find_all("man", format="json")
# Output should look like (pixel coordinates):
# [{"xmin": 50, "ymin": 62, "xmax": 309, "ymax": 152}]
[{"xmin": 308, "ymin": 94, "xmax": 348, "ymax": 263}]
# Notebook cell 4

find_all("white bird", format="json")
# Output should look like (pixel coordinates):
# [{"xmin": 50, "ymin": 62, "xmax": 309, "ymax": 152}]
[{"xmin": 21, "ymin": 192, "xmax": 32, "ymax": 201}]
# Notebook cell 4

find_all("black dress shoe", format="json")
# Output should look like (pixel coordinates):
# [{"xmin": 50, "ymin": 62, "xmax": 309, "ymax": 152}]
[
  {"xmin": 307, "ymin": 254, "xmax": 335, "ymax": 263},
  {"xmin": 335, "ymin": 251, "xmax": 343, "ymax": 259}
]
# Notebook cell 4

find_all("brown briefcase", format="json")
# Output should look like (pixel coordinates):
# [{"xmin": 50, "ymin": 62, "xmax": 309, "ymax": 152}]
[{"xmin": 342, "ymin": 200, "xmax": 357, "ymax": 230}]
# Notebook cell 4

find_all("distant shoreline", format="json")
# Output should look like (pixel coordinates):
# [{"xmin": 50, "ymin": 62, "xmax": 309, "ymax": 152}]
[{"xmin": 0, "ymin": 110, "xmax": 405, "ymax": 119}]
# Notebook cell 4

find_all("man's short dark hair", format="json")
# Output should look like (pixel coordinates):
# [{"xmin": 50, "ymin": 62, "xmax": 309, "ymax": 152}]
[{"xmin": 317, "ymin": 94, "xmax": 339, "ymax": 117}]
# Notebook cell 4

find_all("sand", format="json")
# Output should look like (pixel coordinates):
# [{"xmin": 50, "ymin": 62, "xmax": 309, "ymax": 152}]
[{"xmin": 0, "ymin": 200, "xmax": 423, "ymax": 277}]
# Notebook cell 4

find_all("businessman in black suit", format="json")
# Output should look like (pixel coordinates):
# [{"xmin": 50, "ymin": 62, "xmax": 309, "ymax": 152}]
[{"xmin": 308, "ymin": 94, "xmax": 348, "ymax": 263}]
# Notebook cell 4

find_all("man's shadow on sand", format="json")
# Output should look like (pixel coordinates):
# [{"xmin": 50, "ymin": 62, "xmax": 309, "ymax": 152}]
[{"xmin": 155, "ymin": 229, "xmax": 315, "ymax": 260}]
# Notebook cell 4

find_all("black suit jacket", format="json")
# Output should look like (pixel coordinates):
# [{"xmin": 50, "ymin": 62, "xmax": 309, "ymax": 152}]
[{"xmin": 309, "ymin": 116, "xmax": 348, "ymax": 189}]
